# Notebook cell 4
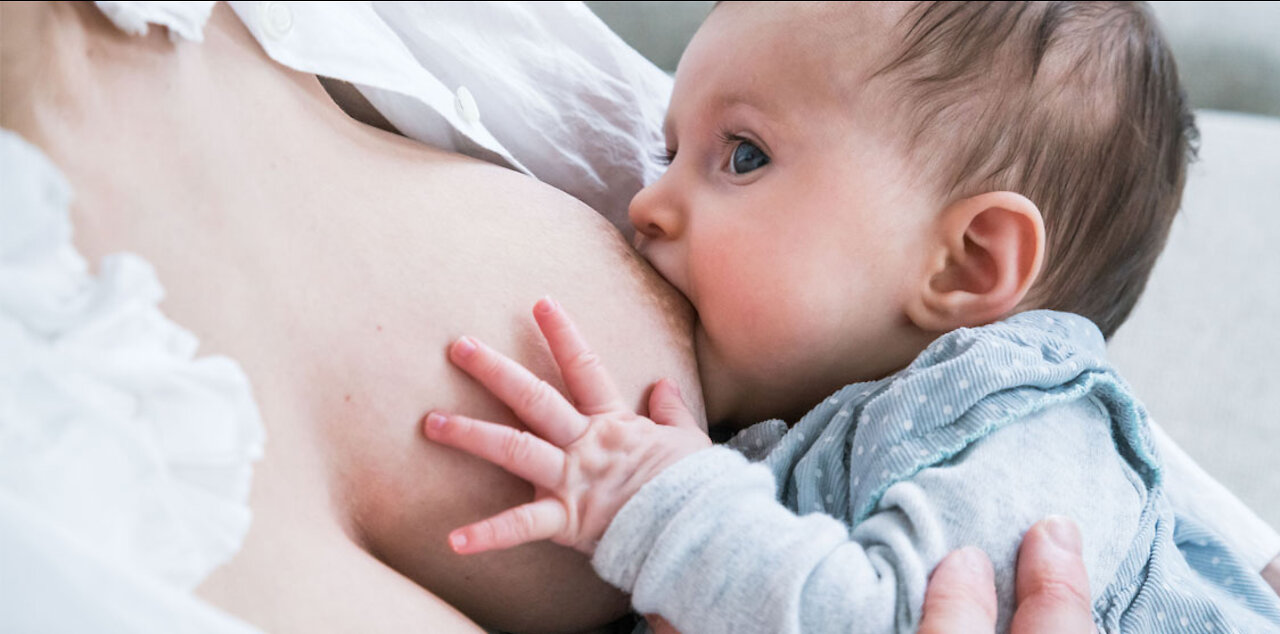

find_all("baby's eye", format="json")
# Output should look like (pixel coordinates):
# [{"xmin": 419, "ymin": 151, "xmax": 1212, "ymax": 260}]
[{"xmin": 730, "ymin": 140, "xmax": 770, "ymax": 175}]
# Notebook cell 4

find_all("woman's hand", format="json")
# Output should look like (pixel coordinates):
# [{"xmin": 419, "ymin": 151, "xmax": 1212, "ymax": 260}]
[
  {"xmin": 1264, "ymin": 554, "xmax": 1280, "ymax": 598},
  {"xmin": 424, "ymin": 297, "xmax": 711, "ymax": 556},
  {"xmin": 919, "ymin": 517, "xmax": 1096, "ymax": 634}
]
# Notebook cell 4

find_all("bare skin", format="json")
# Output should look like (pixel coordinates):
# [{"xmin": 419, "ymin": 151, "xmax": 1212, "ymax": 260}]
[
  {"xmin": 0, "ymin": 3, "xmax": 701, "ymax": 632},
  {"xmin": 1266, "ymin": 557, "xmax": 1280, "ymax": 598}
]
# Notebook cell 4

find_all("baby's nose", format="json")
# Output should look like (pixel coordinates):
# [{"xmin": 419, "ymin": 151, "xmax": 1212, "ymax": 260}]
[{"xmin": 628, "ymin": 181, "xmax": 684, "ymax": 242}]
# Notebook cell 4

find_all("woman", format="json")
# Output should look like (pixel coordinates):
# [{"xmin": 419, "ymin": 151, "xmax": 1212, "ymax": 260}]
[{"xmin": 4, "ymin": 2, "xmax": 683, "ymax": 630}]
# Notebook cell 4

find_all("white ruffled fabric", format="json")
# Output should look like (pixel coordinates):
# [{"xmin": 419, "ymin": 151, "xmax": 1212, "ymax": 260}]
[
  {"xmin": 0, "ymin": 129, "xmax": 265, "ymax": 592},
  {"xmin": 95, "ymin": 1, "xmax": 214, "ymax": 42}
]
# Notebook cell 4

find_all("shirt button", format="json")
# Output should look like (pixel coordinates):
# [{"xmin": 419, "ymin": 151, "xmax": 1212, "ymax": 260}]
[
  {"xmin": 454, "ymin": 86, "xmax": 480, "ymax": 125},
  {"xmin": 259, "ymin": 1, "xmax": 293, "ymax": 40}
]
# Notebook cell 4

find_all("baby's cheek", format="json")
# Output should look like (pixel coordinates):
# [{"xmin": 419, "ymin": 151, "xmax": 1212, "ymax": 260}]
[{"xmin": 697, "ymin": 257, "xmax": 819, "ymax": 375}]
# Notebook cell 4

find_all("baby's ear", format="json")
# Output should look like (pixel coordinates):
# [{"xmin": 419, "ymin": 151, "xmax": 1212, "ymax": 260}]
[{"xmin": 906, "ymin": 191, "xmax": 1045, "ymax": 333}]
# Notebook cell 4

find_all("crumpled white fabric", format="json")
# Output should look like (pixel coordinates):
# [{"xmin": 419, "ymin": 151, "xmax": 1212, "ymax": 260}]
[
  {"xmin": 0, "ymin": 129, "xmax": 265, "ymax": 592},
  {"xmin": 358, "ymin": 1, "xmax": 673, "ymax": 237},
  {"xmin": 95, "ymin": 1, "xmax": 215, "ymax": 42},
  {"xmin": 0, "ymin": 490, "xmax": 260, "ymax": 634}
]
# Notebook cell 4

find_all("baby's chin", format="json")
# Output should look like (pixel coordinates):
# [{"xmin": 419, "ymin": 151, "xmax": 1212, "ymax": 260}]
[
  {"xmin": 690, "ymin": 324, "xmax": 738, "ymax": 428},
  {"xmin": 692, "ymin": 325, "xmax": 792, "ymax": 430},
  {"xmin": 695, "ymin": 327, "xmax": 862, "ymax": 430}
]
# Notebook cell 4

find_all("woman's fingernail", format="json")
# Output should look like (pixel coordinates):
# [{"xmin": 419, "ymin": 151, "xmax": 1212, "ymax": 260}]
[
  {"xmin": 1043, "ymin": 515, "xmax": 1083, "ymax": 554},
  {"xmin": 453, "ymin": 337, "xmax": 477, "ymax": 358},
  {"xmin": 535, "ymin": 296, "xmax": 557, "ymax": 314},
  {"xmin": 425, "ymin": 413, "xmax": 447, "ymax": 433},
  {"xmin": 954, "ymin": 546, "xmax": 993, "ymax": 579},
  {"xmin": 449, "ymin": 531, "xmax": 468, "ymax": 553}
]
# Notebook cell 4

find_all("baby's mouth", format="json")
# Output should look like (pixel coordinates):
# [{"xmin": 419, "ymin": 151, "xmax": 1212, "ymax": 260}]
[{"xmin": 633, "ymin": 242, "xmax": 686, "ymax": 294}]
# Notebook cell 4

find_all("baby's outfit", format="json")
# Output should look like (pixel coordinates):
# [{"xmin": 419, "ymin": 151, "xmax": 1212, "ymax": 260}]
[{"xmin": 592, "ymin": 311, "xmax": 1280, "ymax": 633}]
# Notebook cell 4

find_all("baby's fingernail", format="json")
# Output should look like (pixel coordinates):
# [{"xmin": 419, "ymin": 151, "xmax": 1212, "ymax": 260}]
[
  {"xmin": 425, "ymin": 413, "xmax": 447, "ymax": 433},
  {"xmin": 535, "ymin": 296, "xmax": 557, "ymax": 314},
  {"xmin": 666, "ymin": 379, "xmax": 682, "ymax": 398},
  {"xmin": 449, "ymin": 531, "xmax": 468, "ymax": 552},
  {"xmin": 453, "ymin": 337, "xmax": 477, "ymax": 358}
]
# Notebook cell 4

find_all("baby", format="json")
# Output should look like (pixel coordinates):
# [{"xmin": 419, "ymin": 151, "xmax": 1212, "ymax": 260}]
[{"xmin": 425, "ymin": 2, "xmax": 1280, "ymax": 632}]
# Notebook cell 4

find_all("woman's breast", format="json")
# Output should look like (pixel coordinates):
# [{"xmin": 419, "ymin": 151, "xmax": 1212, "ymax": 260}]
[{"xmin": 273, "ymin": 140, "xmax": 703, "ymax": 631}]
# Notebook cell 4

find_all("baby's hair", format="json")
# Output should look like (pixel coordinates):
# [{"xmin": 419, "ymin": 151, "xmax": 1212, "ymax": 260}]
[{"xmin": 875, "ymin": 1, "xmax": 1197, "ymax": 338}]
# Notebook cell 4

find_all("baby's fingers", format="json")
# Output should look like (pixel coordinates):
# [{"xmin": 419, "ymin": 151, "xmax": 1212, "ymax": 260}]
[
  {"xmin": 448, "ymin": 336, "xmax": 587, "ymax": 446},
  {"xmin": 533, "ymin": 298, "xmax": 625, "ymax": 416},
  {"xmin": 449, "ymin": 498, "xmax": 568, "ymax": 555},
  {"xmin": 425, "ymin": 413, "xmax": 565, "ymax": 490},
  {"xmin": 648, "ymin": 378, "xmax": 701, "ymax": 430}
]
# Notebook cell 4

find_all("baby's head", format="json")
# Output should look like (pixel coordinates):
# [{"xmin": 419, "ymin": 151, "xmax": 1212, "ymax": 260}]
[{"xmin": 629, "ymin": 2, "xmax": 1195, "ymax": 426}]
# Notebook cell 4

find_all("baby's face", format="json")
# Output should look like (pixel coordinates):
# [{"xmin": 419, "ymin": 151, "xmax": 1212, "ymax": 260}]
[{"xmin": 630, "ymin": 3, "xmax": 940, "ymax": 425}]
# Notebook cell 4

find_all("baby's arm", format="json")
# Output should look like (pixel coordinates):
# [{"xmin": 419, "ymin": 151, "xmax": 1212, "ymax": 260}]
[{"xmin": 592, "ymin": 446, "xmax": 927, "ymax": 633}]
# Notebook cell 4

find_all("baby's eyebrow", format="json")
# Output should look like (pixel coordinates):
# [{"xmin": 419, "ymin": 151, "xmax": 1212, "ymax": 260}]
[
  {"xmin": 661, "ymin": 91, "xmax": 782, "ymax": 147},
  {"xmin": 712, "ymin": 93, "xmax": 785, "ymax": 132},
  {"xmin": 712, "ymin": 92, "xmax": 755, "ymax": 111}
]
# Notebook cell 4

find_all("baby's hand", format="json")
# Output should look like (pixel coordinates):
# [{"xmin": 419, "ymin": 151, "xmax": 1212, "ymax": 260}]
[{"xmin": 424, "ymin": 297, "xmax": 711, "ymax": 556}]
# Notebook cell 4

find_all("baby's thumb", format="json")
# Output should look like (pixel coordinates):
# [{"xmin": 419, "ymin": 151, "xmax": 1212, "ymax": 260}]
[{"xmin": 648, "ymin": 379, "xmax": 700, "ymax": 430}]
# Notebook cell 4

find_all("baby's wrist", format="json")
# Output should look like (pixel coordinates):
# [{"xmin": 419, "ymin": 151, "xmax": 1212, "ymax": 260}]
[{"xmin": 591, "ymin": 446, "xmax": 746, "ymax": 591}]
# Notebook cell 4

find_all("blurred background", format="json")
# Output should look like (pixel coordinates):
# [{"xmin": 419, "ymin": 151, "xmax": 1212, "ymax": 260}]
[
  {"xmin": 585, "ymin": 1, "xmax": 1280, "ymax": 530},
  {"xmin": 587, "ymin": 1, "xmax": 1280, "ymax": 117}
]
